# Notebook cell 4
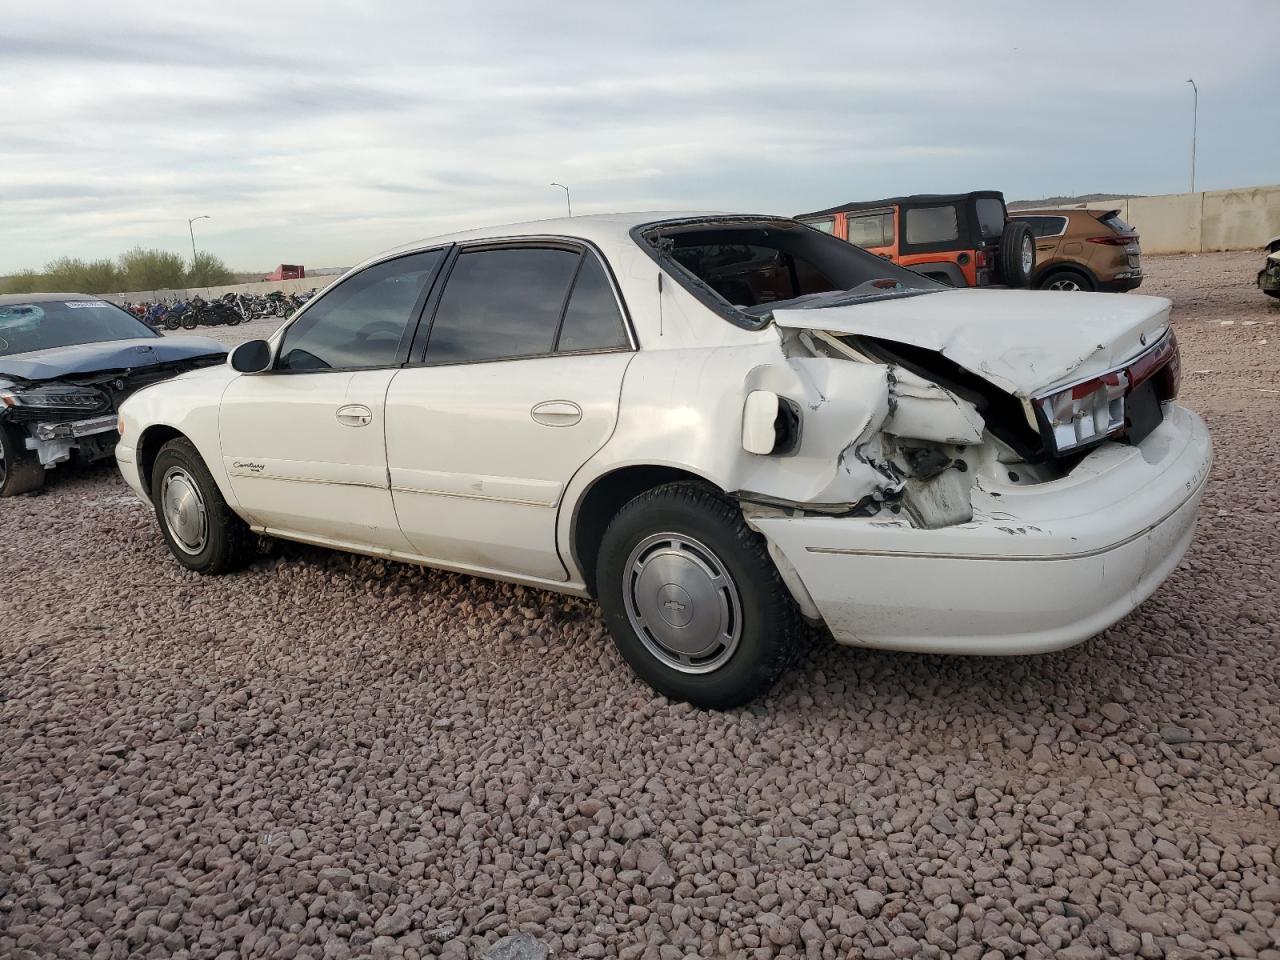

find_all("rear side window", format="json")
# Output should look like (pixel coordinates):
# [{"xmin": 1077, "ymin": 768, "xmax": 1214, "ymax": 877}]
[
  {"xmin": 278, "ymin": 251, "xmax": 441, "ymax": 371},
  {"xmin": 847, "ymin": 212, "xmax": 894, "ymax": 248},
  {"xmin": 1099, "ymin": 212, "xmax": 1134, "ymax": 234},
  {"xmin": 556, "ymin": 254, "xmax": 628, "ymax": 352},
  {"xmin": 974, "ymin": 198, "xmax": 1006, "ymax": 238},
  {"xmin": 1016, "ymin": 216, "xmax": 1068, "ymax": 238},
  {"xmin": 425, "ymin": 247, "xmax": 580, "ymax": 364},
  {"xmin": 904, "ymin": 206, "xmax": 959, "ymax": 245}
]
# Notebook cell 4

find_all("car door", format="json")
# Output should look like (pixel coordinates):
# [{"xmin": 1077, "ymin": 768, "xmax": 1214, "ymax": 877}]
[
  {"xmin": 384, "ymin": 242, "xmax": 634, "ymax": 581},
  {"xmin": 219, "ymin": 250, "xmax": 445, "ymax": 551}
]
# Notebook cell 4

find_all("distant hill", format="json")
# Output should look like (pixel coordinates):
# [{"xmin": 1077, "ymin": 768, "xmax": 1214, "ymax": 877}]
[{"xmin": 1008, "ymin": 193, "xmax": 1142, "ymax": 211}]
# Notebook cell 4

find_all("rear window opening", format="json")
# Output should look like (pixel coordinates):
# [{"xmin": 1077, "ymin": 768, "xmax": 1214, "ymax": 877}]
[{"xmin": 636, "ymin": 218, "xmax": 939, "ymax": 328}]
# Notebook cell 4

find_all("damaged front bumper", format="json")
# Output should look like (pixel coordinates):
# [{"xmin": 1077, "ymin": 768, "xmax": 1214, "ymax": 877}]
[
  {"xmin": 25, "ymin": 414, "xmax": 119, "ymax": 466},
  {"xmin": 748, "ymin": 404, "xmax": 1212, "ymax": 655}
]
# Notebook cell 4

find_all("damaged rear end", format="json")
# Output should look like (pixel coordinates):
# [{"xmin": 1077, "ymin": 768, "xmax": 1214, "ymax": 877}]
[{"xmin": 636, "ymin": 217, "xmax": 1212, "ymax": 654}]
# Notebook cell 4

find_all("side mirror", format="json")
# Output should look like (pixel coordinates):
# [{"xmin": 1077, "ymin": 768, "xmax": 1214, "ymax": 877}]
[{"xmin": 229, "ymin": 339, "xmax": 273, "ymax": 373}]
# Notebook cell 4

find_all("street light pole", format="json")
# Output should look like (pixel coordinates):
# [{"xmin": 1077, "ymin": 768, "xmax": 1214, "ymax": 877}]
[
  {"xmin": 549, "ymin": 182, "xmax": 572, "ymax": 217},
  {"xmin": 187, "ymin": 215, "xmax": 211, "ymax": 263},
  {"xmin": 1186, "ymin": 79, "xmax": 1198, "ymax": 193}
]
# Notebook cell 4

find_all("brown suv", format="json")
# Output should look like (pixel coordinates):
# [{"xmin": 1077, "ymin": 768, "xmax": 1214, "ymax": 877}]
[{"xmin": 1010, "ymin": 208, "xmax": 1142, "ymax": 292}]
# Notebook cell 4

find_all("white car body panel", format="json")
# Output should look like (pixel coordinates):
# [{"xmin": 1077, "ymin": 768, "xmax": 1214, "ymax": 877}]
[
  {"xmin": 386, "ymin": 351, "xmax": 633, "ymax": 580},
  {"xmin": 773, "ymin": 288, "xmax": 1171, "ymax": 396},
  {"xmin": 116, "ymin": 211, "xmax": 1212, "ymax": 658}
]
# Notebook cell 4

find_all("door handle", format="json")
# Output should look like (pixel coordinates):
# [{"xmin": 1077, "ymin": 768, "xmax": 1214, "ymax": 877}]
[
  {"xmin": 336, "ymin": 403, "xmax": 373, "ymax": 427},
  {"xmin": 531, "ymin": 400, "xmax": 582, "ymax": 427}
]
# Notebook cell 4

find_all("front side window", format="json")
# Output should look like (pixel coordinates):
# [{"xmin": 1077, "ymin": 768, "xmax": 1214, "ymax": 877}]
[
  {"xmin": 847, "ymin": 212, "xmax": 894, "ymax": 249},
  {"xmin": 425, "ymin": 247, "xmax": 580, "ymax": 364},
  {"xmin": 801, "ymin": 217, "xmax": 835, "ymax": 234},
  {"xmin": 278, "ymin": 251, "xmax": 442, "ymax": 370},
  {"xmin": 905, "ymin": 205, "xmax": 960, "ymax": 245}
]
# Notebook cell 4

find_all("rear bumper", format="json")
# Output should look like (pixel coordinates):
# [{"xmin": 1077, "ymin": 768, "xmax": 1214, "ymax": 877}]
[
  {"xmin": 1100, "ymin": 275, "xmax": 1143, "ymax": 292},
  {"xmin": 751, "ymin": 404, "xmax": 1211, "ymax": 655}
]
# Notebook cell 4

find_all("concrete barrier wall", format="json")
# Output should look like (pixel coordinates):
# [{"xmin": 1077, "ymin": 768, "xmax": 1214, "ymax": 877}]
[
  {"xmin": 1070, "ymin": 184, "xmax": 1280, "ymax": 255},
  {"xmin": 99, "ymin": 273, "xmax": 342, "ymax": 306}
]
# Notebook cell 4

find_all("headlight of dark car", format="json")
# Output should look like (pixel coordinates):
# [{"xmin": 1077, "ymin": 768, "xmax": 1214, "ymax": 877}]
[{"xmin": 0, "ymin": 384, "xmax": 109, "ymax": 412}]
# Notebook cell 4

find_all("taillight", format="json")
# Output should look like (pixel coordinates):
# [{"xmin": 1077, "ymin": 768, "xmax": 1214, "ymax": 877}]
[
  {"xmin": 975, "ymin": 250, "xmax": 990, "ymax": 268},
  {"xmin": 1033, "ymin": 331, "xmax": 1178, "ymax": 455},
  {"xmin": 1034, "ymin": 371, "xmax": 1128, "ymax": 454},
  {"xmin": 1087, "ymin": 235, "xmax": 1132, "ymax": 246}
]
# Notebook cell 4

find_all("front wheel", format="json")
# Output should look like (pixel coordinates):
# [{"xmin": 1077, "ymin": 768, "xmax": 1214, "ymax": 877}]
[
  {"xmin": 596, "ymin": 482, "xmax": 802, "ymax": 709},
  {"xmin": 0, "ymin": 424, "xmax": 45, "ymax": 497},
  {"xmin": 181, "ymin": 313, "xmax": 199, "ymax": 330},
  {"xmin": 151, "ymin": 437, "xmax": 256, "ymax": 574},
  {"xmin": 163, "ymin": 315, "xmax": 181, "ymax": 330}
]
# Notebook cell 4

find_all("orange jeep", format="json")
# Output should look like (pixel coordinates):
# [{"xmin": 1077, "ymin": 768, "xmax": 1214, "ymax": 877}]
[{"xmin": 795, "ymin": 191, "xmax": 1035, "ymax": 288}]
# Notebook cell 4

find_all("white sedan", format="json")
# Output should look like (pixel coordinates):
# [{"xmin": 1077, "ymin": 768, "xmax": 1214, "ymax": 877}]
[{"xmin": 116, "ymin": 213, "xmax": 1211, "ymax": 708}]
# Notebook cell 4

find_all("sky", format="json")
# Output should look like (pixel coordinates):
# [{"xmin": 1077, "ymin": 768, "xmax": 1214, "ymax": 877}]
[{"xmin": 2, "ymin": 1, "xmax": 1276, "ymax": 273}]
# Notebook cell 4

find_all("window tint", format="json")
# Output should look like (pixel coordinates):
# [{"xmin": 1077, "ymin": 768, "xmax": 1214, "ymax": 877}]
[
  {"xmin": 426, "ymin": 247, "xmax": 580, "ymax": 364},
  {"xmin": 847, "ymin": 212, "xmax": 894, "ymax": 248},
  {"xmin": 1016, "ymin": 216, "xmax": 1068, "ymax": 238},
  {"xmin": 278, "ymin": 251, "xmax": 440, "ymax": 370},
  {"xmin": 556, "ymin": 254, "xmax": 628, "ymax": 352},
  {"xmin": 904, "ymin": 205, "xmax": 959, "ymax": 245},
  {"xmin": 975, "ymin": 198, "xmax": 1006, "ymax": 238}
]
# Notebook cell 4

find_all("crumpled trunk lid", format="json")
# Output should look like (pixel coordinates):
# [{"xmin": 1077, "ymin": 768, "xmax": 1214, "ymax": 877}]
[{"xmin": 772, "ymin": 289, "xmax": 1171, "ymax": 398}]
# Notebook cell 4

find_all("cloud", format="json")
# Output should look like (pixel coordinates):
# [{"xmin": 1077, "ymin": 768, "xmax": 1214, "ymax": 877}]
[{"xmin": 1, "ymin": 1, "xmax": 1276, "ymax": 272}]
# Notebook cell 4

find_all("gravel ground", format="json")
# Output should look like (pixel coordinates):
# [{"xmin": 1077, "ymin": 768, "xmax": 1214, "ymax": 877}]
[{"xmin": 2, "ymin": 252, "xmax": 1278, "ymax": 960}]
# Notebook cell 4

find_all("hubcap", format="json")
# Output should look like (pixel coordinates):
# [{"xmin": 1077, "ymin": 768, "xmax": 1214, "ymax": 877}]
[
  {"xmin": 1021, "ymin": 237, "xmax": 1034, "ymax": 273},
  {"xmin": 162, "ymin": 466, "xmax": 208, "ymax": 555},
  {"xmin": 1048, "ymin": 278, "xmax": 1081, "ymax": 291},
  {"xmin": 623, "ymin": 532, "xmax": 743, "ymax": 674}
]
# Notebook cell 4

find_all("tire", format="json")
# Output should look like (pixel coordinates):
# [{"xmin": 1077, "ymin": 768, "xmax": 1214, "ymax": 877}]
[
  {"xmin": 150, "ymin": 437, "xmax": 256, "ymax": 574},
  {"xmin": 1038, "ymin": 269, "xmax": 1095, "ymax": 292},
  {"xmin": 0, "ymin": 423, "xmax": 45, "ymax": 497},
  {"xmin": 181, "ymin": 313, "xmax": 199, "ymax": 330},
  {"xmin": 595, "ymin": 482, "xmax": 802, "ymax": 709},
  {"xmin": 999, "ymin": 220, "xmax": 1036, "ymax": 288},
  {"xmin": 163, "ymin": 315, "xmax": 180, "ymax": 330}
]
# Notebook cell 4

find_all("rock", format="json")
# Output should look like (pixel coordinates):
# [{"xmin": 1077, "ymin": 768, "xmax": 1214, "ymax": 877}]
[
  {"xmin": 855, "ymin": 889, "xmax": 885, "ymax": 918},
  {"xmin": 1100, "ymin": 703, "xmax": 1130, "ymax": 724},
  {"xmin": 482, "ymin": 933, "xmax": 550, "ymax": 960}
]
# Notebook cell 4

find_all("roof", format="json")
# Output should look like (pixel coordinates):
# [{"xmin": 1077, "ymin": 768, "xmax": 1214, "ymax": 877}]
[
  {"xmin": 1011, "ymin": 207, "xmax": 1117, "ymax": 218},
  {"xmin": 371, "ymin": 211, "xmax": 730, "ymax": 262},
  {"xmin": 796, "ymin": 191, "xmax": 1005, "ymax": 219},
  {"xmin": 0, "ymin": 292, "xmax": 98, "ymax": 305}
]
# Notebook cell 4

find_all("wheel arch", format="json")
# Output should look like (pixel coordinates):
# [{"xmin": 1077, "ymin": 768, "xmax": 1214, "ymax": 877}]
[
  {"xmin": 135, "ymin": 424, "xmax": 188, "ymax": 501},
  {"xmin": 1034, "ymin": 261, "xmax": 1099, "ymax": 290},
  {"xmin": 568, "ymin": 463, "xmax": 722, "ymax": 596}
]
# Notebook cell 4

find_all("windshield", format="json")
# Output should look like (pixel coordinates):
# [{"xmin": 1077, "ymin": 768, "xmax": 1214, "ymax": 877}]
[
  {"xmin": 646, "ymin": 219, "xmax": 940, "ymax": 326},
  {"xmin": 0, "ymin": 299, "xmax": 157, "ymax": 357}
]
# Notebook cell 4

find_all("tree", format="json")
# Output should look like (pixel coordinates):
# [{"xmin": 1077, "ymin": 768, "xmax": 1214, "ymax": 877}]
[
  {"xmin": 117, "ymin": 246, "xmax": 187, "ymax": 291},
  {"xmin": 186, "ymin": 251, "xmax": 235, "ymax": 288},
  {"xmin": 42, "ymin": 257, "xmax": 121, "ymax": 293},
  {"xmin": 0, "ymin": 270, "xmax": 46, "ymax": 294}
]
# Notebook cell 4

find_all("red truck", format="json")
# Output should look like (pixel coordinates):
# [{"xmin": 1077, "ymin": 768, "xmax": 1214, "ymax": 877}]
[{"xmin": 264, "ymin": 264, "xmax": 305, "ymax": 281}]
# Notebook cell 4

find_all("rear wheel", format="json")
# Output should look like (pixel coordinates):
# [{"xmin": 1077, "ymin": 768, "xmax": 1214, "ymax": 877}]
[
  {"xmin": 596, "ymin": 482, "xmax": 802, "ymax": 709},
  {"xmin": 1039, "ymin": 269, "xmax": 1095, "ymax": 292},
  {"xmin": 999, "ymin": 220, "xmax": 1036, "ymax": 288},
  {"xmin": 163, "ymin": 314, "xmax": 181, "ymax": 330},
  {"xmin": 150, "ymin": 437, "xmax": 256, "ymax": 574},
  {"xmin": 0, "ymin": 424, "xmax": 45, "ymax": 497}
]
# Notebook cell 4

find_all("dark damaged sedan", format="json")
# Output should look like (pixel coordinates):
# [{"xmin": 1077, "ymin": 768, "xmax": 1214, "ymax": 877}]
[{"xmin": 0, "ymin": 293, "xmax": 226, "ymax": 496}]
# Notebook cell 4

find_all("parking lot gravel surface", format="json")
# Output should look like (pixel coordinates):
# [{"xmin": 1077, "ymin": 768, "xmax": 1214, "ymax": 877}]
[{"xmin": 2, "ymin": 251, "xmax": 1278, "ymax": 960}]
